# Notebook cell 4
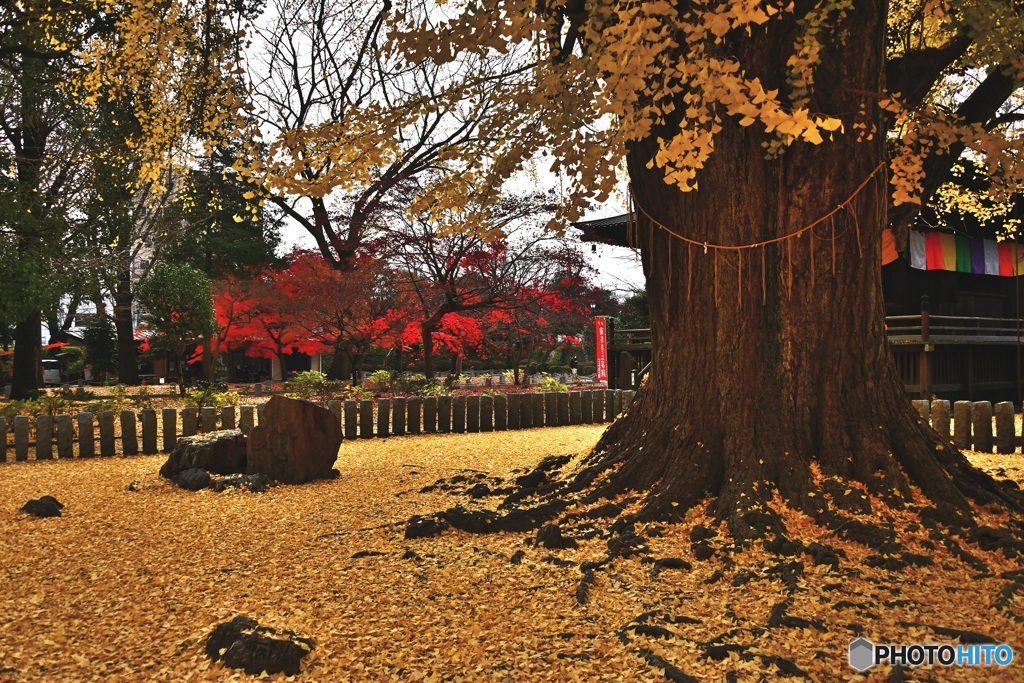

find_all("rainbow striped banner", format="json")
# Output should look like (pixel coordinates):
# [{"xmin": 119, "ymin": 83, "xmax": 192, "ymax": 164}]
[{"xmin": 906, "ymin": 230, "xmax": 1023, "ymax": 276}]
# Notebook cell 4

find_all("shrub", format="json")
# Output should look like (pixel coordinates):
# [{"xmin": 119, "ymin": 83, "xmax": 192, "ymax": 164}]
[
  {"xmin": 1, "ymin": 395, "xmax": 71, "ymax": 420},
  {"xmin": 185, "ymin": 382, "xmax": 233, "ymax": 410},
  {"xmin": 363, "ymin": 369, "xmax": 395, "ymax": 392},
  {"xmin": 537, "ymin": 373, "xmax": 568, "ymax": 392},
  {"xmin": 286, "ymin": 371, "xmax": 341, "ymax": 401}
]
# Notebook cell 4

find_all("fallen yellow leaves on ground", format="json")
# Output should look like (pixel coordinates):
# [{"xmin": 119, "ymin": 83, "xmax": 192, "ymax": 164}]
[{"xmin": 0, "ymin": 427, "xmax": 1021, "ymax": 681}]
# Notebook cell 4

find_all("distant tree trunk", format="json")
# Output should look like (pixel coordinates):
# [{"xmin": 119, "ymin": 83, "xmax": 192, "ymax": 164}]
[
  {"xmin": 326, "ymin": 346, "xmax": 351, "ymax": 381},
  {"xmin": 113, "ymin": 270, "xmax": 139, "ymax": 385},
  {"xmin": 10, "ymin": 314, "xmax": 41, "ymax": 398},
  {"xmin": 588, "ymin": 0, "xmax": 1021, "ymax": 536},
  {"xmin": 422, "ymin": 320, "xmax": 437, "ymax": 378}
]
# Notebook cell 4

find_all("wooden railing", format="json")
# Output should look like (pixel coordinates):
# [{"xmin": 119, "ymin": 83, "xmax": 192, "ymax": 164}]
[{"xmin": 886, "ymin": 314, "xmax": 1024, "ymax": 344}]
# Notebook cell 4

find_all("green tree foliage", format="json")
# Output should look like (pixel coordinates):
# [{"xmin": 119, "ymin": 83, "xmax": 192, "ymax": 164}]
[
  {"xmin": 83, "ymin": 317, "xmax": 118, "ymax": 382},
  {"xmin": 616, "ymin": 290, "xmax": 649, "ymax": 330},
  {"xmin": 136, "ymin": 263, "xmax": 216, "ymax": 395}
]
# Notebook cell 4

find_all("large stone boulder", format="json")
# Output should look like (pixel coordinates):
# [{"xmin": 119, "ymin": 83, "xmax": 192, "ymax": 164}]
[
  {"xmin": 206, "ymin": 616, "xmax": 313, "ymax": 676},
  {"xmin": 159, "ymin": 430, "xmax": 247, "ymax": 479},
  {"xmin": 246, "ymin": 396, "xmax": 341, "ymax": 484}
]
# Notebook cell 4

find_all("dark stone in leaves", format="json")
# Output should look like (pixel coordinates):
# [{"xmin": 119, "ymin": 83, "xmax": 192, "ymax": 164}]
[
  {"xmin": 21, "ymin": 496, "xmax": 63, "ymax": 518},
  {"xmin": 628, "ymin": 623, "xmax": 674, "ymax": 639},
  {"xmin": 402, "ymin": 549, "xmax": 421, "ymax": 561},
  {"xmin": 127, "ymin": 481, "xmax": 143, "ymax": 492},
  {"xmin": 705, "ymin": 570, "xmax": 724, "ymax": 584},
  {"xmin": 160, "ymin": 430, "xmax": 247, "ymax": 478},
  {"xmin": 651, "ymin": 557, "xmax": 691, "ymax": 578},
  {"xmin": 467, "ymin": 483, "xmax": 492, "ymax": 498},
  {"xmin": 206, "ymin": 615, "xmax": 313, "ymax": 676},
  {"xmin": 541, "ymin": 554, "xmax": 576, "ymax": 568},
  {"xmin": 536, "ymin": 523, "xmax": 578, "ymax": 549},
  {"xmin": 689, "ymin": 525, "xmax": 716, "ymax": 543},
  {"xmin": 692, "ymin": 542, "xmax": 714, "ymax": 561},
  {"xmin": 509, "ymin": 550, "xmax": 525, "ymax": 565},
  {"xmin": 405, "ymin": 515, "xmax": 448, "ymax": 539},
  {"xmin": 350, "ymin": 550, "xmax": 386, "ymax": 559},
  {"xmin": 211, "ymin": 473, "xmax": 275, "ymax": 493},
  {"xmin": 172, "ymin": 468, "xmax": 212, "ymax": 491},
  {"xmin": 732, "ymin": 570, "xmax": 755, "ymax": 587}
]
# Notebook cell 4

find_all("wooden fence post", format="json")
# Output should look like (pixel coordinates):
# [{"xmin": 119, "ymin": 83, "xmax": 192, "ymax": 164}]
[
  {"xmin": 593, "ymin": 390, "xmax": 605, "ymax": 423},
  {"xmin": 452, "ymin": 396, "xmax": 467, "ymax": 433},
  {"xmin": 480, "ymin": 395, "xmax": 494, "ymax": 432},
  {"xmin": 121, "ymin": 411, "xmax": 139, "ymax": 456},
  {"xmin": 222, "ymin": 405, "xmax": 236, "ymax": 430},
  {"xmin": 424, "ymin": 397, "xmax": 438, "ymax": 433},
  {"xmin": 328, "ymin": 401, "xmax": 342, "ymax": 432},
  {"xmin": 392, "ymin": 397, "xmax": 406, "ymax": 436},
  {"xmin": 521, "ymin": 393, "xmax": 534, "ymax": 428},
  {"xmin": 181, "ymin": 408, "xmax": 198, "ymax": 437},
  {"xmin": 14, "ymin": 415, "xmax": 29, "ymax": 461},
  {"xmin": 377, "ymin": 398, "xmax": 391, "ymax": 437},
  {"xmin": 408, "ymin": 397, "xmax": 422, "ymax": 435},
  {"xmin": 99, "ymin": 411, "xmax": 116, "ymax": 456},
  {"xmin": 77, "ymin": 413, "xmax": 95, "ymax": 458},
  {"xmin": 931, "ymin": 400, "xmax": 950, "ymax": 441},
  {"xmin": 953, "ymin": 401, "xmax": 971, "ymax": 450},
  {"xmin": 239, "ymin": 405, "xmax": 255, "ymax": 435},
  {"xmin": 557, "ymin": 392, "xmax": 570, "ymax": 426},
  {"xmin": 36, "ymin": 415, "xmax": 53, "ymax": 460},
  {"xmin": 256, "ymin": 403, "xmax": 266, "ymax": 425},
  {"xmin": 56, "ymin": 414, "xmax": 73, "ymax": 458},
  {"xmin": 141, "ymin": 409, "xmax": 157, "ymax": 454},
  {"xmin": 507, "ymin": 393, "xmax": 521, "ymax": 430},
  {"xmin": 532, "ymin": 394, "xmax": 545, "ymax": 427},
  {"xmin": 360, "ymin": 400, "xmax": 374, "ymax": 439},
  {"xmin": 605, "ymin": 390, "xmax": 618, "ymax": 420},
  {"xmin": 543, "ymin": 393, "xmax": 557, "ymax": 427},
  {"xmin": 580, "ymin": 391, "xmax": 593, "ymax": 423},
  {"xmin": 438, "ymin": 396, "xmax": 452, "ymax": 433},
  {"xmin": 200, "ymin": 407, "xmax": 218, "ymax": 433},
  {"xmin": 994, "ymin": 402, "xmax": 1015, "ymax": 454},
  {"xmin": 0, "ymin": 416, "xmax": 6, "ymax": 462},
  {"xmin": 494, "ymin": 394, "xmax": 507, "ymax": 431},
  {"xmin": 622, "ymin": 390, "xmax": 635, "ymax": 411},
  {"xmin": 162, "ymin": 408, "xmax": 177, "ymax": 452},
  {"xmin": 466, "ymin": 396, "xmax": 480, "ymax": 432},
  {"xmin": 569, "ymin": 392, "xmax": 582, "ymax": 424},
  {"xmin": 343, "ymin": 401, "xmax": 357, "ymax": 439},
  {"xmin": 971, "ymin": 401, "xmax": 993, "ymax": 453}
]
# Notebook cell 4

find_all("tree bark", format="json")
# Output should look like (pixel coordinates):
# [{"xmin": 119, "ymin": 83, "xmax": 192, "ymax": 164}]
[
  {"xmin": 586, "ymin": 0, "xmax": 1023, "ymax": 537},
  {"xmin": 10, "ymin": 313, "xmax": 41, "ymax": 399},
  {"xmin": 113, "ymin": 270, "xmax": 139, "ymax": 385}
]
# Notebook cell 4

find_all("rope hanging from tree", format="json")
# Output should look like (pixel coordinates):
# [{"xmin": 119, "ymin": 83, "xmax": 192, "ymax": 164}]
[{"xmin": 626, "ymin": 162, "xmax": 887, "ymax": 305}]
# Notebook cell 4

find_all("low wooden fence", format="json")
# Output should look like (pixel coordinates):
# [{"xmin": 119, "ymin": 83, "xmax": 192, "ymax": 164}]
[{"xmin": 0, "ymin": 389, "xmax": 636, "ymax": 463}]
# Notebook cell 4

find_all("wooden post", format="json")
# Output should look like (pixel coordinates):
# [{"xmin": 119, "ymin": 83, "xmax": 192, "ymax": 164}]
[
  {"xmin": 438, "ymin": 396, "xmax": 452, "ymax": 433},
  {"xmin": 531, "ymin": 393, "xmax": 544, "ymax": 428},
  {"xmin": 507, "ymin": 393, "xmax": 521, "ymax": 430},
  {"xmin": 343, "ymin": 400, "xmax": 357, "ymax": 439},
  {"xmin": 971, "ymin": 401, "xmax": 993, "ymax": 452},
  {"xmin": 181, "ymin": 408, "xmax": 198, "ymax": 437},
  {"xmin": 256, "ymin": 403, "xmax": 266, "ymax": 425},
  {"xmin": 466, "ymin": 395, "xmax": 480, "ymax": 432},
  {"xmin": 35, "ymin": 415, "xmax": 53, "ymax": 460},
  {"xmin": 605, "ymin": 390, "xmax": 618, "ymax": 421},
  {"xmin": 393, "ymin": 397, "xmax": 406, "ymax": 436},
  {"xmin": 569, "ymin": 391, "xmax": 582, "ymax": 424},
  {"xmin": 56, "ymin": 414, "xmax": 73, "ymax": 458},
  {"xmin": 14, "ymin": 415, "xmax": 29, "ymax": 461},
  {"xmin": 408, "ymin": 397, "xmax": 422, "ymax": 435},
  {"xmin": 622, "ymin": 390, "xmax": 635, "ymax": 411},
  {"xmin": 221, "ymin": 405, "xmax": 236, "ymax": 430},
  {"xmin": 239, "ymin": 405, "xmax": 255, "ymax": 435},
  {"xmin": 328, "ymin": 401, "xmax": 343, "ymax": 432},
  {"xmin": 162, "ymin": 408, "xmax": 177, "ymax": 452},
  {"xmin": 557, "ymin": 392, "xmax": 570, "ymax": 426},
  {"xmin": 0, "ymin": 416, "xmax": 6, "ymax": 462},
  {"xmin": 452, "ymin": 396, "xmax": 467, "ymax": 433},
  {"xmin": 141, "ymin": 409, "xmax": 157, "ymax": 454},
  {"xmin": 121, "ymin": 411, "xmax": 139, "ymax": 456},
  {"xmin": 360, "ymin": 400, "xmax": 374, "ymax": 439},
  {"xmin": 931, "ymin": 400, "xmax": 951, "ymax": 441},
  {"xmin": 542, "ymin": 393, "xmax": 556, "ymax": 427},
  {"xmin": 994, "ymin": 402, "xmax": 1015, "ymax": 454},
  {"xmin": 480, "ymin": 395, "xmax": 494, "ymax": 432},
  {"xmin": 98, "ymin": 411, "xmax": 116, "ymax": 456},
  {"xmin": 77, "ymin": 413, "xmax": 95, "ymax": 458},
  {"xmin": 200, "ymin": 407, "xmax": 218, "ymax": 433},
  {"xmin": 919, "ymin": 295, "xmax": 932, "ymax": 400},
  {"xmin": 521, "ymin": 393, "xmax": 534, "ymax": 428},
  {"xmin": 493, "ymin": 393, "xmax": 505, "ymax": 430},
  {"xmin": 593, "ymin": 390, "xmax": 605, "ymax": 423},
  {"xmin": 950, "ymin": 401, "xmax": 966, "ymax": 448},
  {"xmin": 424, "ymin": 397, "xmax": 438, "ymax": 433},
  {"xmin": 377, "ymin": 398, "xmax": 390, "ymax": 437},
  {"xmin": 580, "ymin": 391, "xmax": 593, "ymax": 423}
]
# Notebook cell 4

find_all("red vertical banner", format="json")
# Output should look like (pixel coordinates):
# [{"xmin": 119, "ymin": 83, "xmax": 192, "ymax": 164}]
[{"xmin": 594, "ymin": 317, "xmax": 608, "ymax": 382}]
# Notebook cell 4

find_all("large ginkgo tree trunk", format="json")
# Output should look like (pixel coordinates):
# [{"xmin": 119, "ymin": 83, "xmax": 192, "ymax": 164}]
[{"xmin": 588, "ymin": 0, "xmax": 1022, "ymax": 537}]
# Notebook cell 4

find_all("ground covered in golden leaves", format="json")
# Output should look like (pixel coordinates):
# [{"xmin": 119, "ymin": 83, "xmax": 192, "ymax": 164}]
[{"xmin": 1, "ymin": 427, "xmax": 1022, "ymax": 682}]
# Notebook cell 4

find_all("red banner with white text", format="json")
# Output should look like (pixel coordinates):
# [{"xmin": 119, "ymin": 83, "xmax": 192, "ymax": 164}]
[{"xmin": 595, "ymin": 318, "xmax": 608, "ymax": 382}]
